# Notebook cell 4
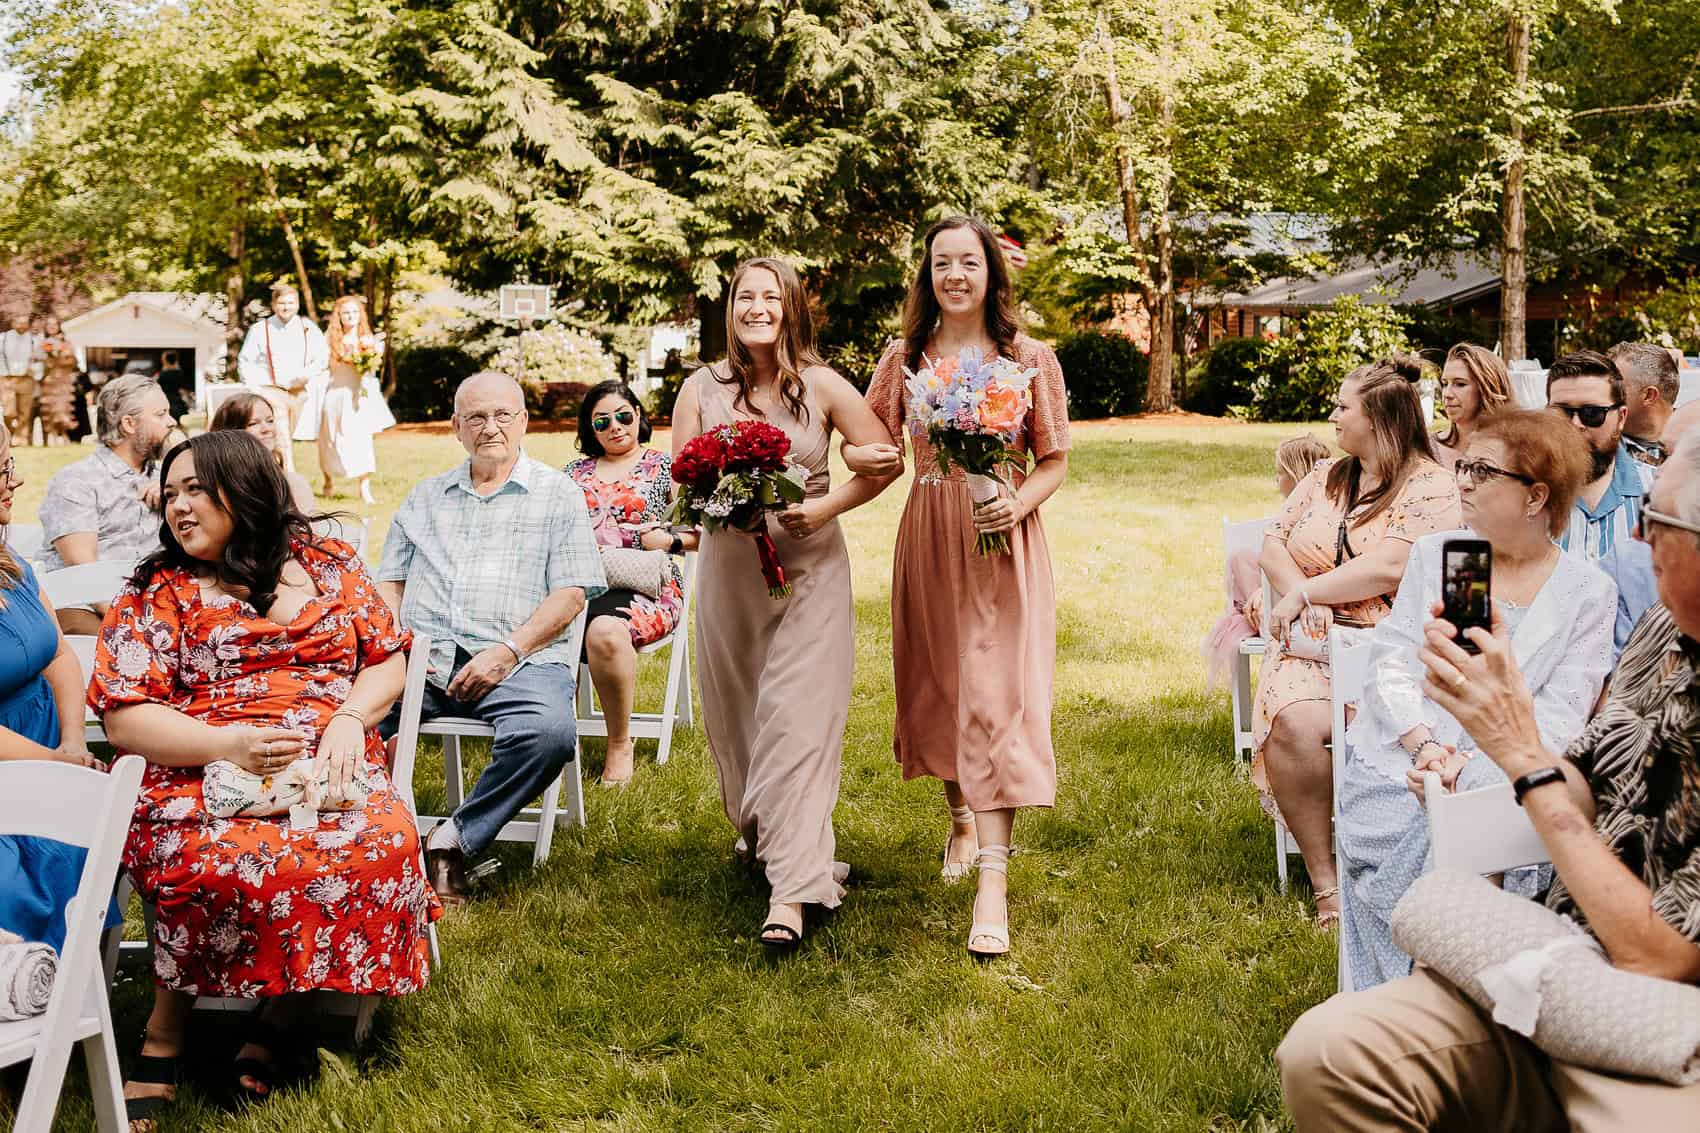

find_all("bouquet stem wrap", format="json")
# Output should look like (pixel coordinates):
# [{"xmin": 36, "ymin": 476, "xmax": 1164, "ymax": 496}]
[
  {"xmin": 965, "ymin": 473, "xmax": 1010, "ymax": 555},
  {"xmin": 753, "ymin": 530, "xmax": 791, "ymax": 598}
]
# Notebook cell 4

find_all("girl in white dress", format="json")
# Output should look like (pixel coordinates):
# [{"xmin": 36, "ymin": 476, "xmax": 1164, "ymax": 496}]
[{"xmin": 320, "ymin": 296, "xmax": 396, "ymax": 504}]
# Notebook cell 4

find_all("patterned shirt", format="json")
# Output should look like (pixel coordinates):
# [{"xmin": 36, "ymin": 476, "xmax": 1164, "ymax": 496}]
[
  {"xmin": 37, "ymin": 445, "xmax": 161, "ymax": 572},
  {"xmin": 377, "ymin": 453, "xmax": 606, "ymax": 686},
  {"xmin": 1546, "ymin": 604, "xmax": 1700, "ymax": 945}
]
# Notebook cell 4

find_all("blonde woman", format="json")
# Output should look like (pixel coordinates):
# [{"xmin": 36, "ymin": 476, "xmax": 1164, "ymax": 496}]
[{"xmin": 1431, "ymin": 343, "xmax": 1512, "ymax": 469}]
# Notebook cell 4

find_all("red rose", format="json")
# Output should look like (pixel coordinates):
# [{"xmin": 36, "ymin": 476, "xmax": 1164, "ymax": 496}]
[{"xmin": 725, "ymin": 420, "xmax": 791, "ymax": 474}]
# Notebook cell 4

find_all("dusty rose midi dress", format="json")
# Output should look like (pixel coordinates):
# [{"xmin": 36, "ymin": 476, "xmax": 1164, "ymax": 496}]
[
  {"xmin": 865, "ymin": 335, "xmax": 1071, "ymax": 811},
  {"xmin": 688, "ymin": 367, "xmax": 854, "ymax": 909}
]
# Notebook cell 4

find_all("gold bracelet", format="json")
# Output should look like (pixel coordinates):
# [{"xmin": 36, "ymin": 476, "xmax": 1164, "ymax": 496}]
[{"xmin": 330, "ymin": 709, "xmax": 365, "ymax": 728}]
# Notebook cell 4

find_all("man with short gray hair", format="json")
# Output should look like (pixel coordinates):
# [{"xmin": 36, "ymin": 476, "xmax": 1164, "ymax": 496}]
[
  {"xmin": 1607, "ymin": 341, "xmax": 1682, "ymax": 466},
  {"xmin": 37, "ymin": 374, "xmax": 175, "ymax": 632}
]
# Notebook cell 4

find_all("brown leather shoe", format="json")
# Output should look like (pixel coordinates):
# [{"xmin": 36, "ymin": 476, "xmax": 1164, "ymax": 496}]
[{"xmin": 424, "ymin": 844, "xmax": 469, "ymax": 910}]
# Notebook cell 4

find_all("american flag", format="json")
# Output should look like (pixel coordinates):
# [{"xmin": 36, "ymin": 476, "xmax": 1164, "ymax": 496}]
[{"xmin": 997, "ymin": 234, "xmax": 1028, "ymax": 270}]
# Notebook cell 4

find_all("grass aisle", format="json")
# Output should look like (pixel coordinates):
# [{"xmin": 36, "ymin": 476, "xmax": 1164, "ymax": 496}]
[{"xmin": 11, "ymin": 419, "xmax": 1333, "ymax": 1132}]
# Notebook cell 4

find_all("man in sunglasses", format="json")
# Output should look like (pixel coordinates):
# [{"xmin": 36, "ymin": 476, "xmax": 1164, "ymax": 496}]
[
  {"xmin": 1606, "ymin": 341, "xmax": 1682, "ymax": 467},
  {"xmin": 1546, "ymin": 349, "xmax": 1658, "ymax": 653}
]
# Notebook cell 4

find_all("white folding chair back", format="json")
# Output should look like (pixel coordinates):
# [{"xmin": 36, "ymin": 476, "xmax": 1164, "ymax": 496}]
[
  {"xmin": 40, "ymin": 560, "xmax": 135, "ymax": 609},
  {"xmin": 1327, "ymin": 628, "xmax": 1374, "ymax": 993},
  {"xmin": 0, "ymin": 755, "xmax": 144, "ymax": 1133},
  {"xmin": 1220, "ymin": 515, "xmax": 1271, "ymax": 765},
  {"xmin": 62, "ymin": 634, "xmax": 107, "ymax": 745},
  {"xmin": 1424, "ymin": 772, "xmax": 1551, "ymax": 876},
  {"xmin": 313, "ymin": 516, "xmax": 369, "ymax": 559},
  {"xmin": 576, "ymin": 551, "xmax": 696, "ymax": 764},
  {"xmin": 7, "ymin": 523, "xmax": 46, "ymax": 561}
]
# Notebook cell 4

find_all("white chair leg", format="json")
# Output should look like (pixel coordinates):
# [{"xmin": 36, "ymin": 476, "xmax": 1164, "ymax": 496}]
[
  {"xmin": 1230, "ymin": 653, "xmax": 1253, "ymax": 762},
  {"xmin": 85, "ymin": 966, "xmax": 125, "ymax": 1133},
  {"xmin": 425, "ymin": 921, "xmax": 441, "ymax": 972},
  {"xmin": 655, "ymin": 637, "xmax": 686, "ymax": 766},
  {"xmin": 443, "ymin": 734, "xmax": 465, "ymax": 810},
  {"xmin": 558, "ymin": 752, "xmax": 586, "ymax": 830},
  {"xmin": 1275, "ymin": 821, "xmax": 1290, "ymax": 894},
  {"xmin": 678, "ymin": 626, "xmax": 693, "ymax": 728},
  {"xmin": 534, "ymin": 772, "xmax": 560, "ymax": 867},
  {"xmin": 576, "ymin": 663, "xmax": 596, "ymax": 719}
]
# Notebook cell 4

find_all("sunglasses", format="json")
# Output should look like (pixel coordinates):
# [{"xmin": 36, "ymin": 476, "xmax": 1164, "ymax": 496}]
[
  {"xmin": 1454, "ymin": 459, "xmax": 1535, "ymax": 488},
  {"xmin": 593, "ymin": 410, "xmax": 637, "ymax": 432},
  {"xmin": 1549, "ymin": 403, "xmax": 1621, "ymax": 429},
  {"xmin": 0, "ymin": 457, "xmax": 15, "ymax": 485},
  {"xmin": 1634, "ymin": 506, "xmax": 1700, "ymax": 541}
]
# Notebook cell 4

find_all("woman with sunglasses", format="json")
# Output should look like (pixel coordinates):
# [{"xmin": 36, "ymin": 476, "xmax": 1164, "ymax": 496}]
[
  {"xmin": 1334, "ymin": 409, "xmax": 1616, "ymax": 989},
  {"xmin": 566, "ymin": 380, "xmax": 696, "ymax": 785},
  {"xmin": 1254, "ymin": 356, "xmax": 1460, "ymax": 927}
]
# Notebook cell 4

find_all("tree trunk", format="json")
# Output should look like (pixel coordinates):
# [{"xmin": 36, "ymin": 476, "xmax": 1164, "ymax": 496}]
[
  {"xmin": 261, "ymin": 165, "xmax": 317, "ymax": 323},
  {"xmin": 1500, "ymin": 11, "xmax": 1530, "ymax": 362},
  {"xmin": 224, "ymin": 209, "xmax": 247, "ymax": 374},
  {"xmin": 698, "ymin": 288, "xmax": 728, "ymax": 362},
  {"xmin": 1143, "ymin": 15, "xmax": 1178, "ymax": 413},
  {"xmin": 378, "ymin": 261, "xmax": 397, "ymax": 398}
]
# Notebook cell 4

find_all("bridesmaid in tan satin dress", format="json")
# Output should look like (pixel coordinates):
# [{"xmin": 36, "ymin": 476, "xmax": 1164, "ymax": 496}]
[
  {"xmin": 847, "ymin": 216, "xmax": 1071, "ymax": 958},
  {"xmin": 671, "ymin": 257, "xmax": 896, "ymax": 951}
]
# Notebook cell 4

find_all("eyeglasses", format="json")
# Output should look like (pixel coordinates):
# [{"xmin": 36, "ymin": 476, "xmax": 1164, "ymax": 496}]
[
  {"xmin": 592, "ymin": 410, "xmax": 637, "ymax": 432},
  {"xmin": 1454, "ymin": 459, "xmax": 1536, "ymax": 488},
  {"xmin": 1634, "ymin": 506, "xmax": 1700, "ymax": 542},
  {"xmin": 460, "ymin": 409, "xmax": 522, "ymax": 431},
  {"xmin": 1549, "ymin": 403, "xmax": 1622, "ymax": 429}
]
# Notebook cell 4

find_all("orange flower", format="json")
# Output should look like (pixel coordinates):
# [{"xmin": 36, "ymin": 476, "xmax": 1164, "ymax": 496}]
[
  {"xmin": 976, "ymin": 383, "xmax": 1026, "ymax": 434},
  {"xmin": 933, "ymin": 356, "xmax": 961, "ymax": 383}
]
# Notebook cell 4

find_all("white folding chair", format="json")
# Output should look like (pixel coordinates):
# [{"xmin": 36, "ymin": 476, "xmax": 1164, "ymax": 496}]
[
  {"xmin": 63, "ymin": 634, "xmax": 107, "ymax": 745},
  {"xmin": 40, "ymin": 560, "xmax": 135, "ymax": 610},
  {"xmin": 1221, "ymin": 516, "xmax": 1271, "ymax": 765},
  {"xmin": 0, "ymin": 754, "xmax": 145, "ymax": 1133},
  {"xmin": 391, "ymin": 623, "xmax": 588, "ymax": 872},
  {"xmin": 576, "ymin": 552, "xmax": 697, "ymax": 765},
  {"xmin": 312, "ymin": 515, "xmax": 369, "ymax": 559},
  {"xmin": 7, "ymin": 522, "xmax": 46, "ymax": 561},
  {"xmin": 1324, "ymin": 628, "xmax": 1373, "ymax": 993},
  {"xmin": 1423, "ymin": 771, "xmax": 1551, "ymax": 876}
]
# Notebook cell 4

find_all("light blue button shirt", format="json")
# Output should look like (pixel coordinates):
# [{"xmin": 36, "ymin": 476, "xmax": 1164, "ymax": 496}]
[
  {"xmin": 377, "ymin": 453, "xmax": 606, "ymax": 686},
  {"xmin": 1557, "ymin": 443, "xmax": 1657, "ymax": 654}
]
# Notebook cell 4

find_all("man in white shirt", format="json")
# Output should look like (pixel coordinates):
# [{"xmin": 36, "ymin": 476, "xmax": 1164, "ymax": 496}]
[
  {"xmin": 1, "ymin": 315, "xmax": 42, "ymax": 446},
  {"xmin": 236, "ymin": 281, "xmax": 328, "ymax": 472}
]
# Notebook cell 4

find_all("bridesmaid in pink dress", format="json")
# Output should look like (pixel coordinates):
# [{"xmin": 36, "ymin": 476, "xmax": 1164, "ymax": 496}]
[{"xmin": 848, "ymin": 216, "xmax": 1071, "ymax": 957}]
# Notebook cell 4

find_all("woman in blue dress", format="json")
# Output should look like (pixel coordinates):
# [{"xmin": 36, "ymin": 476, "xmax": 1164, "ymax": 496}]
[{"xmin": 0, "ymin": 419, "xmax": 111, "ymax": 951}]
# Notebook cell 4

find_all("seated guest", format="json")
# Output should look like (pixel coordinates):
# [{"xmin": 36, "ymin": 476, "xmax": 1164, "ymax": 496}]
[
  {"xmin": 1254, "ymin": 355, "xmax": 1461, "ymax": 926},
  {"xmin": 211, "ymin": 389, "xmax": 318, "ymax": 513},
  {"xmin": 1335, "ymin": 410, "xmax": 1615, "ymax": 989},
  {"xmin": 90, "ymin": 431, "xmax": 438, "ymax": 1125},
  {"xmin": 1278, "ymin": 431, "xmax": 1700, "ymax": 1130},
  {"xmin": 0, "ymin": 420, "xmax": 114, "ymax": 955},
  {"xmin": 1546, "ymin": 349, "xmax": 1657, "ymax": 654},
  {"xmin": 1204, "ymin": 433, "xmax": 1330, "ymax": 683},
  {"xmin": 1430, "ymin": 343, "xmax": 1513, "ymax": 470},
  {"xmin": 38, "ymin": 374, "xmax": 175, "ymax": 633},
  {"xmin": 566, "ymin": 380, "xmax": 698, "ymax": 786},
  {"xmin": 377, "ymin": 372, "xmax": 605, "ymax": 905},
  {"xmin": 1608, "ymin": 340, "xmax": 1681, "ymax": 466}
]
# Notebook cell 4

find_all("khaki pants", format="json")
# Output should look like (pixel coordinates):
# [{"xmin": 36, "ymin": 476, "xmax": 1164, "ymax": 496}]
[
  {"xmin": 1277, "ymin": 966, "xmax": 1700, "ymax": 1132},
  {"xmin": 260, "ymin": 385, "xmax": 303, "ymax": 474},
  {"xmin": 3, "ymin": 374, "xmax": 35, "ymax": 444}
]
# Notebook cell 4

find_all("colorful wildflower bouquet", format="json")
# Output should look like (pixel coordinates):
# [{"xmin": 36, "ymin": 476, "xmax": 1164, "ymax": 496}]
[
  {"xmin": 671, "ymin": 420, "xmax": 809, "ymax": 597},
  {"xmin": 347, "ymin": 332, "xmax": 385, "ymax": 379},
  {"xmin": 905, "ymin": 346, "xmax": 1036, "ymax": 554}
]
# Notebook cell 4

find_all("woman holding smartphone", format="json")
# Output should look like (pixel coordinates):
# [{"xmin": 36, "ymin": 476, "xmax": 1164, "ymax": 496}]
[
  {"xmin": 847, "ymin": 215, "xmax": 1070, "ymax": 957},
  {"xmin": 1335, "ymin": 410, "xmax": 1615, "ymax": 988},
  {"xmin": 1253, "ymin": 356, "xmax": 1459, "ymax": 927}
]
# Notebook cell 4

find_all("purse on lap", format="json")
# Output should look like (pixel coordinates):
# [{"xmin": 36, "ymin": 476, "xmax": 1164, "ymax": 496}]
[
  {"xmin": 1392, "ymin": 871, "xmax": 1700, "ymax": 1085},
  {"xmin": 599, "ymin": 546, "xmax": 669, "ymax": 598},
  {"xmin": 202, "ymin": 756, "xmax": 371, "ymax": 820}
]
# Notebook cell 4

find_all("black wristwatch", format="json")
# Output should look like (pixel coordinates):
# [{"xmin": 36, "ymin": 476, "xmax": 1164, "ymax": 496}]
[{"xmin": 1512, "ymin": 766, "xmax": 1567, "ymax": 806}]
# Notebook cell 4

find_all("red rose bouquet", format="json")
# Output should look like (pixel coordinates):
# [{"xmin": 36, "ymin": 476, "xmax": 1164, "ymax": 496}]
[{"xmin": 671, "ymin": 420, "xmax": 809, "ymax": 597}]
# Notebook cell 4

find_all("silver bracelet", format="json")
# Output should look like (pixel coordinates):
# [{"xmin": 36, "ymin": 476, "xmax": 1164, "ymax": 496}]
[{"xmin": 501, "ymin": 638, "xmax": 524, "ymax": 664}]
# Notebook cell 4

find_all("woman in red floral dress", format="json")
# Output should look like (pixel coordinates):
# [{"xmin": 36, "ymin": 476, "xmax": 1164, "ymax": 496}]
[
  {"xmin": 91, "ymin": 430, "xmax": 439, "ymax": 1127},
  {"xmin": 566, "ymin": 381, "xmax": 693, "ymax": 784}
]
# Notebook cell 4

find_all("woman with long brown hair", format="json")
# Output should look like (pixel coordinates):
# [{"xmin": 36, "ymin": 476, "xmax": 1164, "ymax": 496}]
[
  {"xmin": 1252, "ymin": 355, "xmax": 1461, "ymax": 926},
  {"xmin": 210, "ymin": 388, "xmax": 319, "ymax": 513},
  {"xmin": 846, "ymin": 215, "xmax": 1071, "ymax": 957},
  {"xmin": 671, "ymin": 256, "xmax": 895, "ymax": 951},
  {"xmin": 1431, "ymin": 343, "xmax": 1513, "ymax": 469}
]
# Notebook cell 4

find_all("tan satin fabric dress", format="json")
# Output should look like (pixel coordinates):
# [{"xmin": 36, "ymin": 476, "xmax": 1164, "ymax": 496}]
[{"xmin": 689, "ymin": 367, "xmax": 854, "ymax": 908}]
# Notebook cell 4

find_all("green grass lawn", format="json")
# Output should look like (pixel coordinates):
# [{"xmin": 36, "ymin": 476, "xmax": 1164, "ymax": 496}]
[{"xmin": 8, "ymin": 418, "xmax": 1334, "ymax": 1132}]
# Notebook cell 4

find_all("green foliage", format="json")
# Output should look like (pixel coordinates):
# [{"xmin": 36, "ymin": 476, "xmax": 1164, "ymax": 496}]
[
  {"xmin": 1250, "ymin": 297, "xmax": 1411, "ymax": 422},
  {"xmin": 1185, "ymin": 337, "xmax": 1271, "ymax": 418},
  {"xmin": 488, "ymin": 324, "xmax": 619, "ymax": 418},
  {"xmin": 1054, "ymin": 331, "xmax": 1149, "ymax": 419},
  {"xmin": 389, "ymin": 343, "xmax": 483, "ymax": 423}
]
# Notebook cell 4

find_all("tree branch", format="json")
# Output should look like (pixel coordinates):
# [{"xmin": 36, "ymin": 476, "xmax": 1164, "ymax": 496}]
[{"xmin": 1570, "ymin": 98, "xmax": 1699, "ymax": 121}]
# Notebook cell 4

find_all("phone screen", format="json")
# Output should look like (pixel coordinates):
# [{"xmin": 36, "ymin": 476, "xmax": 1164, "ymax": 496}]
[{"xmin": 1441, "ymin": 540, "xmax": 1493, "ymax": 655}]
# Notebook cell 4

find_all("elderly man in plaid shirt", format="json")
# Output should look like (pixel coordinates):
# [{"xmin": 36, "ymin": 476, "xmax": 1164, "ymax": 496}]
[{"xmin": 378, "ymin": 371, "xmax": 606, "ymax": 907}]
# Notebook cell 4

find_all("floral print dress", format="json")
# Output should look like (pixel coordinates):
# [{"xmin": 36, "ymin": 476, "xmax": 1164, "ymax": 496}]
[
  {"xmin": 566, "ymin": 448, "xmax": 685, "ymax": 648},
  {"xmin": 89, "ymin": 538, "xmax": 440, "ymax": 998}
]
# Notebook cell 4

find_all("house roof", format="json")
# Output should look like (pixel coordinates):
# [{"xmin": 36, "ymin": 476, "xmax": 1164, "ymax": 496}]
[
  {"xmin": 63, "ymin": 291, "xmax": 228, "ymax": 334},
  {"xmin": 1194, "ymin": 251, "xmax": 1501, "ymax": 311}
]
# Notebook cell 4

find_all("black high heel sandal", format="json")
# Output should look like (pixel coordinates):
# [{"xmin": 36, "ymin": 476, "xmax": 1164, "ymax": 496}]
[
  {"xmin": 231, "ymin": 1016, "xmax": 291, "ymax": 1104},
  {"xmin": 123, "ymin": 1042, "xmax": 179, "ymax": 1131}
]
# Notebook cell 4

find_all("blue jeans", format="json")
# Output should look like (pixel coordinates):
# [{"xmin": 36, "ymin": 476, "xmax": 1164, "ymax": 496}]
[{"xmin": 380, "ymin": 655, "xmax": 579, "ymax": 857}]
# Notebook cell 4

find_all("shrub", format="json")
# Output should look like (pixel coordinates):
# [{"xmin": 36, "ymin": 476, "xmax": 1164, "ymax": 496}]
[
  {"xmin": 1054, "ymin": 331, "xmax": 1148, "ymax": 419},
  {"xmin": 1184, "ymin": 337, "xmax": 1271, "ymax": 417},
  {"xmin": 388, "ymin": 344, "xmax": 483, "ymax": 423},
  {"xmin": 1249, "ymin": 297, "xmax": 1412, "ymax": 421}
]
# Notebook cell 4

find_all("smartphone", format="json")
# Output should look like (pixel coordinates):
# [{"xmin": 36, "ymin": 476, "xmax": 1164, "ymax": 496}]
[{"xmin": 1441, "ymin": 538, "xmax": 1493, "ymax": 655}]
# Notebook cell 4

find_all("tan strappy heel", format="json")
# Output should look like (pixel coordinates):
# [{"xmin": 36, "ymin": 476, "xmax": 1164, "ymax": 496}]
[
  {"xmin": 942, "ymin": 804, "xmax": 978, "ymax": 881},
  {"xmin": 967, "ymin": 844, "xmax": 1011, "ymax": 957}
]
